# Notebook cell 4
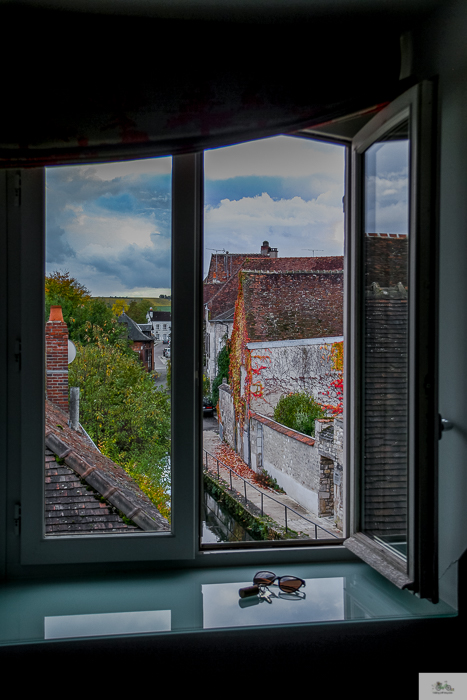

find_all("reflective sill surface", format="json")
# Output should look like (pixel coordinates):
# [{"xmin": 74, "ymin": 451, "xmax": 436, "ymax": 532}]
[{"xmin": 0, "ymin": 561, "xmax": 455, "ymax": 646}]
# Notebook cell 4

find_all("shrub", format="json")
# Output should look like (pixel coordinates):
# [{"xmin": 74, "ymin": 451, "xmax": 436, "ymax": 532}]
[
  {"xmin": 273, "ymin": 392, "xmax": 326, "ymax": 437},
  {"xmin": 211, "ymin": 342, "xmax": 230, "ymax": 406}
]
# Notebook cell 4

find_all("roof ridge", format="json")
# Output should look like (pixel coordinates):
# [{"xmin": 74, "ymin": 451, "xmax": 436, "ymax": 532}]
[{"xmin": 242, "ymin": 269, "xmax": 343, "ymax": 275}]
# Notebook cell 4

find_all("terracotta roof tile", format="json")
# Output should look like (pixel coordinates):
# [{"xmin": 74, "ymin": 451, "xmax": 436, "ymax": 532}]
[
  {"xmin": 205, "ymin": 254, "xmax": 343, "ymax": 321},
  {"xmin": 241, "ymin": 270, "xmax": 343, "ymax": 341}
]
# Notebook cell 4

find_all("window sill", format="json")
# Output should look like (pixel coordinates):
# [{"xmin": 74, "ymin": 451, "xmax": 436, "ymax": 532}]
[{"xmin": 0, "ymin": 559, "xmax": 455, "ymax": 648}]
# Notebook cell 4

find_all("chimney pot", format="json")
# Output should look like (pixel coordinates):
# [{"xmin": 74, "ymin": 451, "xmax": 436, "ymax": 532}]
[
  {"xmin": 46, "ymin": 305, "xmax": 69, "ymax": 412},
  {"xmin": 49, "ymin": 305, "xmax": 64, "ymax": 322}
]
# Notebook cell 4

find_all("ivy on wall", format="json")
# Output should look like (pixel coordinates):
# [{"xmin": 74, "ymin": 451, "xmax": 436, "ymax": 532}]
[
  {"xmin": 229, "ymin": 275, "xmax": 344, "ymax": 434},
  {"xmin": 229, "ymin": 275, "xmax": 251, "ymax": 436},
  {"xmin": 319, "ymin": 340, "xmax": 343, "ymax": 416}
]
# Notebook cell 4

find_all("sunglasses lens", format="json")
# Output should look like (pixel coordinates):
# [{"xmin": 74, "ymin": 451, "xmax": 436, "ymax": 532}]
[
  {"xmin": 278, "ymin": 576, "xmax": 303, "ymax": 593},
  {"xmin": 253, "ymin": 571, "xmax": 276, "ymax": 586}
]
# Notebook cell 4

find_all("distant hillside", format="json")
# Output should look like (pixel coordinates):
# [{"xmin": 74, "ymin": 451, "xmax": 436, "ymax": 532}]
[{"xmin": 97, "ymin": 297, "xmax": 171, "ymax": 308}]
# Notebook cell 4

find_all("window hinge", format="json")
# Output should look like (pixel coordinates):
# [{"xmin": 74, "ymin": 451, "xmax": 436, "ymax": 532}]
[
  {"xmin": 14, "ymin": 338, "xmax": 21, "ymax": 371},
  {"xmin": 14, "ymin": 504, "xmax": 21, "ymax": 536},
  {"xmin": 14, "ymin": 171, "xmax": 21, "ymax": 207}
]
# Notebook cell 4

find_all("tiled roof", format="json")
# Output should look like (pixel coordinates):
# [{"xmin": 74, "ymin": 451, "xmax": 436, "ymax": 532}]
[
  {"xmin": 365, "ymin": 234, "xmax": 408, "ymax": 288},
  {"xmin": 118, "ymin": 312, "xmax": 152, "ymax": 342},
  {"xmin": 204, "ymin": 253, "xmax": 263, "ymax": 284},
  {"xmin": 45, "ymin": 400, "xmax": 169, "ymax": 535},
  {"xmin": 148, "ymin": 310, "xmax": 171, "ymax": 322},
  {"xmin": 363, "ymin": 288, "xmax": 408, "ymax": 539},
  {"xmin": 241, "ymin": 270, "xmax": 344, "ymax": 341},
  {"xmin": 361, "ymin": 235, "xmax": 409, "ymax": 539},
  {"xmin": 206, "ymin": 255, "xmax": 343, "ymax": 321}
]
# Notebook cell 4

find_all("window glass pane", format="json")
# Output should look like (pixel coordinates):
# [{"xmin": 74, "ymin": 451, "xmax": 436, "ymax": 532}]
[
  {"xmin": 362, "ymin": 119, "xmax": 409, "ymax": 559},
  {"xmin": 44, "ymin": 157, "xmax": 172, "ymax": 536},
  {"xmin": 201, "ymin": 135, "xmax": 346, "ymax": 546}
]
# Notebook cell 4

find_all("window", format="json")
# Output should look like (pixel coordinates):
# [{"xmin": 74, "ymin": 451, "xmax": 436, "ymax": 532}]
[
  {"xmin": 344, "ymin": 82, "xmax": 438, "ymax": 600},
  {"xmin": 4, "ymin": 84, "xmax": 438, "ymax": 600},
  {"xmin": 15, "ymin": 156, "xmax": 201, "ymax": 565},
  {"xmin": 201, "ymin": 134, "xmax": 346, "ymax": 547}
]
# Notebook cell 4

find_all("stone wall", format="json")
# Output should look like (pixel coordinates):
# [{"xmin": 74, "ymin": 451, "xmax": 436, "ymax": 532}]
[
  {"xmin": 218, "ymin": 386, "xmax": 343, "ymax": 529},
  {"xmin": 315, "ymin": 417, "xmax": 344, "ymax": 530},
  {"xmin": 250, "ymin": 412, "xmax": 321, "ymax": 514},
  {"xmin": 218, "ymin": 383, "xmax": 236, "ymax": 450},
  {"xmin": 247, "ymin": 337, "xmax": 342, "ymax": 417}
]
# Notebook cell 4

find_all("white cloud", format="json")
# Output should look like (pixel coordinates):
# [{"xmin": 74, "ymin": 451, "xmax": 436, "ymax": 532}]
[
  {"xmin": 205, "ymin": 192, "xmax": 343, "ymax": 230},
  {"xmin": 63, "ymin": 212, "xmax": 163, "ymax": 255}
]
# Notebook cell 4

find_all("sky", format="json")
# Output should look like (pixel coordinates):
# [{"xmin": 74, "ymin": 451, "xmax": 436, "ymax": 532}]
[{"xmin": 45, "ymin": 135, "xmax": 348, "ymax": 297}]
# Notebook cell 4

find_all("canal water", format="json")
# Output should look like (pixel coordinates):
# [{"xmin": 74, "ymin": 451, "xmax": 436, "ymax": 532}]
[{"xmin": 201, "ymin": 491, "xmax": 255, "ymax": 543}]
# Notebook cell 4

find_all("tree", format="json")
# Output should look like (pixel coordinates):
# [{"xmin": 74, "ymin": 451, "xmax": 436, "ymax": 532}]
[
  {"xmin": 45, "ymin": 270, "xmax": 90, "ymax": 305},
  {"xmin": 69, "ymin": 337, "xmax": 171, "ymax": 519},
  {"xmin": 111, "ymin": 299, "xmax": 129, "ymax": 317},
  {"xmin": 273, "ymin": 392, "xmax": 326, "ymax": 437},
  {"xmin": 127, "ymin": 298, "xmax": 153, "ymax": 324},
  {"xmin": 45, "ymin": 270, "xmax": 127, "ymax": 348}
]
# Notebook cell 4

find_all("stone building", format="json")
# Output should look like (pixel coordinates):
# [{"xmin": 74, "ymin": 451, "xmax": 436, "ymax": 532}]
[
  {"xmin": 203, "ymin": 243, "xmax": 343, "ymax": 383},
  {"xmin": 146, "ymin": 308, "xmax": 171, "ymax": 342}
]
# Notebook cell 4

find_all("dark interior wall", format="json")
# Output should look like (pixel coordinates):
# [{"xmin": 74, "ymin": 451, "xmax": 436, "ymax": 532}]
[
  {"xmin": 0, "ymin": 4, "xmax": 403, "ymax": 164},
  {"xmin": 2, "ymin": 0, "xmax": 467, "ymax": 686},
  {"xmin": 411, "ymin": 0, "xmax": 467, "ymax": 612}
]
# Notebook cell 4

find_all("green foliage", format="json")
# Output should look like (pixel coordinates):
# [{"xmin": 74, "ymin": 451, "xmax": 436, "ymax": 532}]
[
  {"xmin": 273, "ymin": 392, "xmax": 326, "ymax": 437},
  {"xmin": 203, "ymin": 473, "xmax": 283, "ymax": 541},
  {"xmin": 203, "ymin": 374, "xmax": 211, "ymax": 398},
  {"xmin": 45, "ymin": 270, "xmax": 127, "ymax": 348},
  {"xmin": 211, "ymin": 342, "xmax": 230, "ymax": 406},
  {"xmin": 69, "ymin": 338, "xmax": 171, "ymax": 519},
  {"xmin": 256, "ymin": 470, "xmax": 285, "ymax": 493},
  {"xmin": 126, "ymin": 298, "xmax": 154, "ymax": 324}
]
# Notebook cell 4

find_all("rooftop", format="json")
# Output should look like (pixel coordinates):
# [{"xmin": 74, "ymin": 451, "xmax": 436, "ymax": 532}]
[
  {"xmin": 241, "ymin": 270, "xmax": 344, "ymax": 342},
  {"xmin": 45, "ymin": 400, "xmax": 169, "ymax": 535}
]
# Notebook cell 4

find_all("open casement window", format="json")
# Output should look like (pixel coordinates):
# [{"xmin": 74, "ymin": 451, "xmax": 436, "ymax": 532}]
[
  {"xmin": 17, "ymin": 154, "xmax": 201, "ymax": 565},
  {"xmin": 343, "ymin": 82, "xmax": 439, "ymax": 600}
]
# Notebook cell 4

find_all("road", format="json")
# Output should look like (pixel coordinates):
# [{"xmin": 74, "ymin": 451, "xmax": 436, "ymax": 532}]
[{"xmin": 153, "ymin": 341, "xmax": 169, "ymax": 388}]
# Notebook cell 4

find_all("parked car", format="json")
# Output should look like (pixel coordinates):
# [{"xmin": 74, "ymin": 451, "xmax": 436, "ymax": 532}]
[{"xmin": 203, "ymin": 397, "xmax": 214, "ymax": 417}]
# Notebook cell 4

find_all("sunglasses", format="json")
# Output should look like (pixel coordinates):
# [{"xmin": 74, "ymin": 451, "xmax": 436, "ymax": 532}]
[
  {"xmin": 254, "ymin": 570, "xmax": 306, "ymax": 593},
  {"xmin": 239, "ymin": 570, "xmax": 306, "ymax": 599}
]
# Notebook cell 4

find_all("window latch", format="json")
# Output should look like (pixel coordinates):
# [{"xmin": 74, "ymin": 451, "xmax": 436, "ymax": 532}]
[{"xmin": 439, "ymin": 415, "xmax": 454, "ymax": 439}]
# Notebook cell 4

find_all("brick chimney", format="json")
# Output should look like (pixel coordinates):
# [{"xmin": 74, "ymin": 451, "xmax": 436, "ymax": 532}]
[
  {"xmin": 260, "ymin": 241, "xmax": 278, "ymax": 257},
  {"xmin": 45, "ymin": 305, "xmax": 69, "ymax": 412},
  {"xmin": 261, "ymin": 240, "xmax": 270, "ymax": 256}
]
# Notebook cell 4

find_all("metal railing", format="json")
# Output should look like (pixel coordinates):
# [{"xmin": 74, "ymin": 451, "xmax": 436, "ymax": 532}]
[{"xmin": 203, "ymin": 449, "xmax": 339, "ymax": 539}]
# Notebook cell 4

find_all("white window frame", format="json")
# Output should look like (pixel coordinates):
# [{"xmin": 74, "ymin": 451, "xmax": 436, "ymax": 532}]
[
  {"xmin": 2, "ymin": 86, "xmax": 439, "ymax": 598},
  {"xmin": 344, "ymin": 81, "xmax": 439, "ymax": 601},
  {"xmin": 13, "ymin": 155, "xmax": 201, "ymax": 566}
]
